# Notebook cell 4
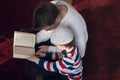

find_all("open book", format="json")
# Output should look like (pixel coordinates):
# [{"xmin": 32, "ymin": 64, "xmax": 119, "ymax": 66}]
[{"xmin": 13, "ymin": 31, "xmax": 35, "ymax": 59}]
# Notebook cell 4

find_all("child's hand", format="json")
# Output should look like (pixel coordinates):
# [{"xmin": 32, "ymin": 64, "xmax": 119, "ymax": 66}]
[{"xmin": 27, "ymin": 55, "xmax": 40, "ymax": 64}]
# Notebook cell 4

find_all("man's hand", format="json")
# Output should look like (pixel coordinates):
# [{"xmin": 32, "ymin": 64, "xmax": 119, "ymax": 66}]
[
  {"xmin": 28, "ymin": 55, "xmax": 40, "ymax": 64},
  {"xmin": 35, "ymin": 50, "xmax": 46, "ymax": 57},
  {"xmin": 38, "ymin": 45, "xmax": 49, "ymax": 52},
  {"xmin": 35, "ymin": 45, "xmax": 49, "ymax": 57}
]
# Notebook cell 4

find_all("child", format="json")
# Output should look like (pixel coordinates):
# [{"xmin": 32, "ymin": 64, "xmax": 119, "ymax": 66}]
[{"xmin": 28, "ymin": 27, "xmax": 83, "ymax": 80}]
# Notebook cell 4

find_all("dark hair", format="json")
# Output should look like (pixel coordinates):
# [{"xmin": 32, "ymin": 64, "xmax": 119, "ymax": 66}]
[{"xmin": 33, "ymin": 1, "xmax": 60, "ymax": 30}]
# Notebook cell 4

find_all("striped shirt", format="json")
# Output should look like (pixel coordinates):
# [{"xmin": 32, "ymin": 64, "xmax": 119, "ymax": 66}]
[{"xmin": 38, "ymin": 47, "xmax": 83, "ymax": 80}]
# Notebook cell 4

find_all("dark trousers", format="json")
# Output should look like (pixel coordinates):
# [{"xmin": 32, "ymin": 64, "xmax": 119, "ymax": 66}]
[
  {"xmin": 20, "ymin": 29, "xmax": 69, "ymax": 80},
  {"xmin": 25, "ymin": 59, "xmax": 68, "ymax": 80}
]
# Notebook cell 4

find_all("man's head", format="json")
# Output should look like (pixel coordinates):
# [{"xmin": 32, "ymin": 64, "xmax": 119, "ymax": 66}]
[{"xmin": 33, "ymin": 1, "xmax": 60, "ymax": 31}]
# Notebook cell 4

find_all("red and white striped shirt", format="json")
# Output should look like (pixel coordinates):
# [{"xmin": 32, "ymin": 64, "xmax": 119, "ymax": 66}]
[{"xmin": 38, "ymin": 47, "xmax": 83, "ymax": 80}]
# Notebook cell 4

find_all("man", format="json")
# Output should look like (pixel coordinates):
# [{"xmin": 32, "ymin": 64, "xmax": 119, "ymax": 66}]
[{"xmin": 34, "ymin": 0, "xmax": 88, "ymax": 58}]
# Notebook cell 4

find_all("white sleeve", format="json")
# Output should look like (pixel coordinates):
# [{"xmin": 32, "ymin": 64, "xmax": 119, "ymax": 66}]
[
  {"xmin": 48, "ymin": 46, "xmax": 62, "ymax": 53},
  {"xmin": 36, "ymin": 30, "xmax": 53, "ymax": 44}
]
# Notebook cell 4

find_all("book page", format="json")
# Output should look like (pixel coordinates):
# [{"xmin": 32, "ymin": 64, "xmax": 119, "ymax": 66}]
[
  {"xmin": 13, "ymin": 31, "xmax": 35, "ymax": 47},
  {"xmin": 13, "ymin": 46, "xmax": 35, "ymax": 59}
]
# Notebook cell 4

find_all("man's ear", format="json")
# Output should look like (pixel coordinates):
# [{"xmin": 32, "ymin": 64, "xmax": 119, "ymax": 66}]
[{"xmin": 55, "ymin": 15, "xmax": 62, "ymax": 23}]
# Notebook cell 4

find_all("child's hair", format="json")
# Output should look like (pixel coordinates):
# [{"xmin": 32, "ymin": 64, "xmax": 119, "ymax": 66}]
[{"xmin": 63, "ymin": 38, "xmax": 75, "ymax": 48}]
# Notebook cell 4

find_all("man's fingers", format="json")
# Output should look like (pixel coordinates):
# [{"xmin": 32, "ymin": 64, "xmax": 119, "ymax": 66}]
[
  {"xmin": 36, "ymin": 50, "xmax": 46, "ymax": 55},
  {"xmin": 35, "ymin": 52, "xmax": 46, "ymax": 57},
  {"xmin": 38, "ymin": 45, "xmax": 45, "ymax": 48}
]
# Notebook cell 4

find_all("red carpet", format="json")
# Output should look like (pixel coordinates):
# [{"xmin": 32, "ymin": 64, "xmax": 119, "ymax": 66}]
[{"xmin": 0, "ymin": 0, "xmax": 120, "ymax": 80}]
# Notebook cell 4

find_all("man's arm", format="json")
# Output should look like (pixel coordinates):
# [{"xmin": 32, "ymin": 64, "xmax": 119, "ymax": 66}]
[{"xmin": 36, "ymin": 29, "xmax": 53, "ymax": 44}]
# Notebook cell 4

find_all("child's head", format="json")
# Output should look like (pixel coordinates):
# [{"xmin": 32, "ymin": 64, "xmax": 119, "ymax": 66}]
[{"xmin": 50, "ymin": 26, "xmax": 75, "ymax": 50}]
